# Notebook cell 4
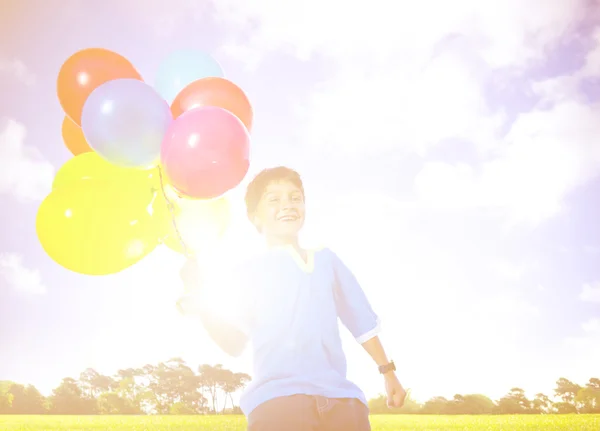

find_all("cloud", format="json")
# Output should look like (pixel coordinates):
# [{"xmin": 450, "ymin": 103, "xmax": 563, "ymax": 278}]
[
  {"xmin": 580, "ymin": 282, "xmax": 600, "ymax": 304},
  {"xmin": 581, "ymin": 27, "xmax": 600, "ymax": 78},
  {"xmin": 0, "ymin": 253, "xmax": 47, "ymax": 295},
  {"xmin": 0, "ymin": 119, "xmax": 55, "ymax": 202},
  {"xmin": 564, "ymin": 286, "xmax": 600, "ymax": 382},
  {"xmin": 0, "ymin": 59, "xmax": 36, "ymax": 86},
  {"xmin": 532, "ymin": 28, "xmax": 600, "ymax": 105},
  {"xmin": 125, "ymin": 0, "xmax": 213, "ymax": 39},
  {"xmin": 582, "ymin": 318, "xmax": 600, "ymax": 333},
  {"xmin": 414, "ymin": 98, "xmax": 600, "ymax": 224},
  {"xmin": 564, "ymin": 318, "xmax": 600, "ymax": 385},
  {"xmin": 408, "ymin": 16, "xmax": 600, "ymax": 224},
  {"xmin": 414, "ymin": 162, "xmax": 479, "ymax": 210},
  {"xmin": 297, "ymin": 47, "xmax": 506, "ymax": 158},
  {"xmin": 212, "ymin": 0, "xmax": 587, "ymax": 68},
  {"xmin": 199, "ymin": 0, "xmax": 598, "ymax": 226},
  {"xmin": 488, "ymin": 259, "xmax": 525, "ymax": 282},
  {"xmin": 481, "ymin": 100, "xmax": 600, "ymax": 220}
]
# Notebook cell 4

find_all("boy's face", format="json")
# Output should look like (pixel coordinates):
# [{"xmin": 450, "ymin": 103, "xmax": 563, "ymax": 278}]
[{"xmin": 253, "ymin": 180, "xmax": 305, "ymax": 240}]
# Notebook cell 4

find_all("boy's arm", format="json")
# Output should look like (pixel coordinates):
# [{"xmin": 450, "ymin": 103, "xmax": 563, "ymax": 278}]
[
  {"xmin": 361, "ymin": 336, "xmax": 407, "ymax": 408},
  {"xmin": 331, "ymin": 250, "xmax": 381, "ymax": 344},
  {"xmin": 195, "ymin": 308, "xmax": 248, "ymax": 357},
  {"xmin": 330, "ymin": 250, "xmax": 407, "ymax": 407},
  {"xmin": 178, "ymin": 258, "xmax": 249, "ymax": 357}
]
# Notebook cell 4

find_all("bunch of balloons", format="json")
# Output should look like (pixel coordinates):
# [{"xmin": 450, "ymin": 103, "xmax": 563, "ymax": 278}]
[{"xmin": 36, "ymin": 48, "xmax": 252, "ymax": 275}]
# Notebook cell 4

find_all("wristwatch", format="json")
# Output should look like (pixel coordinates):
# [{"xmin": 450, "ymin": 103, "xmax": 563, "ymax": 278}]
[{"xmin": 378, "ymin": 360, "xmax": 396, "ymax": 375}]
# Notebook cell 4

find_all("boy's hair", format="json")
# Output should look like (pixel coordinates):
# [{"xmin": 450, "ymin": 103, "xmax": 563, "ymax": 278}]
[{"xmin": 245, "ymin": 166, "xmax": 305, "ymax": 220}]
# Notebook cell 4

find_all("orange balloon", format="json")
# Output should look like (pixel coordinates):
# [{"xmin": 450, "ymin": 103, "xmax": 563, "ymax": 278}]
[
  {"xmin": 170, "ymin": 77, "xmax": 253, "ymax": 131},
  {"xmin": 61, "ymin": 116, "xmax": 92, "ymax": 155},
  {"xmin": 57, "ymin": 48, "xmax": 142, "ymax": 126}
]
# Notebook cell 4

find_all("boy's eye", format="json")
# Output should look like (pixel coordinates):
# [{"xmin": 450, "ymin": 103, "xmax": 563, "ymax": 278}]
[{"xmin": 292, "ymin": 196, "xmax": 302, "ymax": 202}]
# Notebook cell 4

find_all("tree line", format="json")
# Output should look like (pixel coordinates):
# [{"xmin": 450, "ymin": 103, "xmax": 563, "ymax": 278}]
[
  {"xmin": 0, "ymin": 357, "xmax": 597, "ymax": 415},
  {"xmin": 370, "ymin": 377, "xmax": 600, "ymax": 415},
  {"xmin": 0, "ymin": 358, "xmax": 250, "ymax": 415}
]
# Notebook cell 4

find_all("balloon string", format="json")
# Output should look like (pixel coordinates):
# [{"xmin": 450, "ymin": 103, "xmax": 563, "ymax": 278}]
[{"xmin": 157, "ymin": 167, "xmax": 193, "ymax": 259}]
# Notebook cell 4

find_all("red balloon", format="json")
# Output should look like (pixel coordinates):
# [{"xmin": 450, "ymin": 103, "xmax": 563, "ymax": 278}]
[
  {"xmin": 161, "ymin": 107, "xmax": 250, "ymax": 199},
  {"xmin": 170, "ymin": 77, "xmax": 253, "ymax": 132}
]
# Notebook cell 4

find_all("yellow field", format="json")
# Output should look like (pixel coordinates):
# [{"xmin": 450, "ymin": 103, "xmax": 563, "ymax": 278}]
[{"xmin": 0, "ymin": 414, "xmax": 598, "ymax": 430}]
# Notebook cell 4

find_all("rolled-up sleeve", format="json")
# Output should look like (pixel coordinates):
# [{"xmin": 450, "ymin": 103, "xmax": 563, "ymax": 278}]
[{"xmin": 331, "ymin": 250, "xmax": 381, "ymax": 343}]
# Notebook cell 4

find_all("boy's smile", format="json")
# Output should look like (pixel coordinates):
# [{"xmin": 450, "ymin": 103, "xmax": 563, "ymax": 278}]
[{"xmin": 277, "ymin": 211, "xmax": 300, "ymax": 222}]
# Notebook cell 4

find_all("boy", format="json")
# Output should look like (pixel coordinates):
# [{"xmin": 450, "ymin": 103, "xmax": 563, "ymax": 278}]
[{"xmin": 178, "ymin": 167, "xmax": 406, "ymax": 430}]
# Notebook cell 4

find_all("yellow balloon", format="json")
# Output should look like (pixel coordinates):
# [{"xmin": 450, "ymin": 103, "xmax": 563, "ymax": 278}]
[
  {"xmin": 36, "ymin": 178, "xmax": 160, "ymax": 275},
  {"xmin": 52, "ymin": 153, "xmax": 172, "ymax": 239},
  {"xmin": 162, "ymin": 196, "xmax": 231, "ymax": 255},
  {"xmin": 53, "ymin": 152, "xmax": 159, "ymax": 190}
]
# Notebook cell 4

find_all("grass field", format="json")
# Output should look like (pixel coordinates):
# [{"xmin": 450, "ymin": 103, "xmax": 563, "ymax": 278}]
[{"xmin": 0, "ymin": 415, "xmax": 599, "ymax": 430}]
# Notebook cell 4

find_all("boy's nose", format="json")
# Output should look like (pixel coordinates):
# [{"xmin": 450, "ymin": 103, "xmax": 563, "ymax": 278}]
[{"xmin": 280, "ymin": 197, "xmax": 293, "ymax": 207}]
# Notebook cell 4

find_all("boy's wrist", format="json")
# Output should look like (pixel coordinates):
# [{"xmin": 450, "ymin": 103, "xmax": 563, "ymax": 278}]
[
  {"xmin": 383, "ymin": 370, "xmax": 397, "ymax": 380},
  {"xmin": 378, "ymin": 360, "xmax": 396, "ymax": 375}
]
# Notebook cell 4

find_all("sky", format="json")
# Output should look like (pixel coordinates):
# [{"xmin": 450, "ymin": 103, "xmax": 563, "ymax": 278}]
[{"xmin": 1, "ymin": 0, "xmax": 600, "ymax": 404}]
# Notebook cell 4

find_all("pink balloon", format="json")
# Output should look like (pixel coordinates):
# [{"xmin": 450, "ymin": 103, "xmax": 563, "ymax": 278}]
[{"xmin": 160, "ymin": 106, "xmax": 250, "ymax": 199}]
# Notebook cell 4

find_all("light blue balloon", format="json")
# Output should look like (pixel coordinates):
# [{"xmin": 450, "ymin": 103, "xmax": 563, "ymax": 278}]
[
  {"xmin": 154, "ymin": 49, "xmax": 224, "ymax": 104},
  {"xmin": 81, "ymin": 79, "xmax": 173, "ymax": 169}
]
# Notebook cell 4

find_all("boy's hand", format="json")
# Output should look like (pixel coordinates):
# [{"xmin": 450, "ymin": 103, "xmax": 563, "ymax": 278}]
[{"xmin": 384, "ymin": 372, "xmax": 407, "ymax": 408}]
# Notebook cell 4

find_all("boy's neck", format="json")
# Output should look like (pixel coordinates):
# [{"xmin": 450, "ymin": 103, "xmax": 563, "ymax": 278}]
[
  {"xmin": 264, "ymin": 236, "xmax": 309, "ymax": 265},
  {"xmin": 265, "ymin": 235, "xmax": 301, "ymax": 251}
]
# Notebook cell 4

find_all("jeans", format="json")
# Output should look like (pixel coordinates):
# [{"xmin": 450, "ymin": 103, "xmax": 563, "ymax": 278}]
[{"xmin": 247, "ymin": 394, "xmax": 371, "ymax": 431}]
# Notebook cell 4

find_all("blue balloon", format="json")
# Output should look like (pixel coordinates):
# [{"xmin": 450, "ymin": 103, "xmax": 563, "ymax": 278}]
[
  {"xmin": 154, "ymin": 50, "xmax": 224, "ymax": 104},
  {"xmin": 81, "ymin": 79, "xmax": 173, "ymax": 169}
]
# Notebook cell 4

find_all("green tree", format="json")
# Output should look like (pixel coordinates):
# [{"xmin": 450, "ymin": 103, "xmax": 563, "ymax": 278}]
[
  {"xmin": 172, "ymin": 358, "xmax": 205, "ymax": 414},
  {"xmin": 78, "ymin": 368, "xmax": 115, "ymax": 399},
  {"xmin": 496, "ymin": 388, "xmax": 531, "ymax": 414},
  {"xmin": 78, "ymin": 368, "xmax": 100, "ymax": 399},
  {"xmin": 149, "ymin": 358, "xmax": 202, "ymax": 414},
  {"xmin": 587, "ymin": 378, "xmax": 600, "ymax": 390},
  {"xmin": 0, "ymin": 392, "xmax": 14, "ymax": 413},
  {"xmin": 367, "ymin": 394, "xmax": 389, "ymax": 414},
  {"xmin": 575, "ymin": 379, "xmax": 600, "ymax": 414},
  {"xmin": 531, "ymin": 393, "xmax": 553, "ymax": 414},
  {"xmin": 220, "ymin": 371, "xmax": 251, "ymax": 413},
  {"xmin": 421, "ymin": 396, "xmax": 450, "ymax": 414},
  {"xmin": 460, "ymin": 394, "xmax": 495, "ymax": 414},
  {"xmin": 49, "ymin": 377, "xmax": 96, "ymax": 414},
  {"xmin": 137, "ymin": 364, "xmax": 158, "ymax": 414},
  {"xmin": 114, "ymin": 367, "xmax": 145, "ymax": 408},
  {"xmin": 97, "ymin": 392, "xmax": 139, "ymax": 414},
  {"xmin": 1, "ymin": 360, "xmax": 251, "ymax": 416},
  {"xmin": 447, "ymin": 394, "xmax": 466, "ymax": 414},
  {"xmin": 11, "ymin": 384, "xmax": 47, "ymax": 414},
  {"xmin": 553, "ymin": 401, "xmax": 578, "ymax": 414},
  {"xmin": 0, "ymin": 381, "xmax": 14, "ymax": 413},
  {"xmin": 554, "ymin": 377, "xmax": 581, "ymax": 405},
  {"xmin": 198, "ymin": 364, "xmax": 227, "ymax": 413},
  {"xmin": 367, "ymin": 392, "xmax": 421, "ymax": 414}
]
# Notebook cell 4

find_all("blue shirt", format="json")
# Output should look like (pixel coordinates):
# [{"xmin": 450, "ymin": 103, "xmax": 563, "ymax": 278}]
[{"xmin": 194, "ymin": 246, "xmax": 381, "ymax": 416}]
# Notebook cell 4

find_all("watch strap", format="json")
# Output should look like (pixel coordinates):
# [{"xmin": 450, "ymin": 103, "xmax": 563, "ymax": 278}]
[{"xmin": 378, "ymin": 360, "xmax": 396, "ymax": 374}]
